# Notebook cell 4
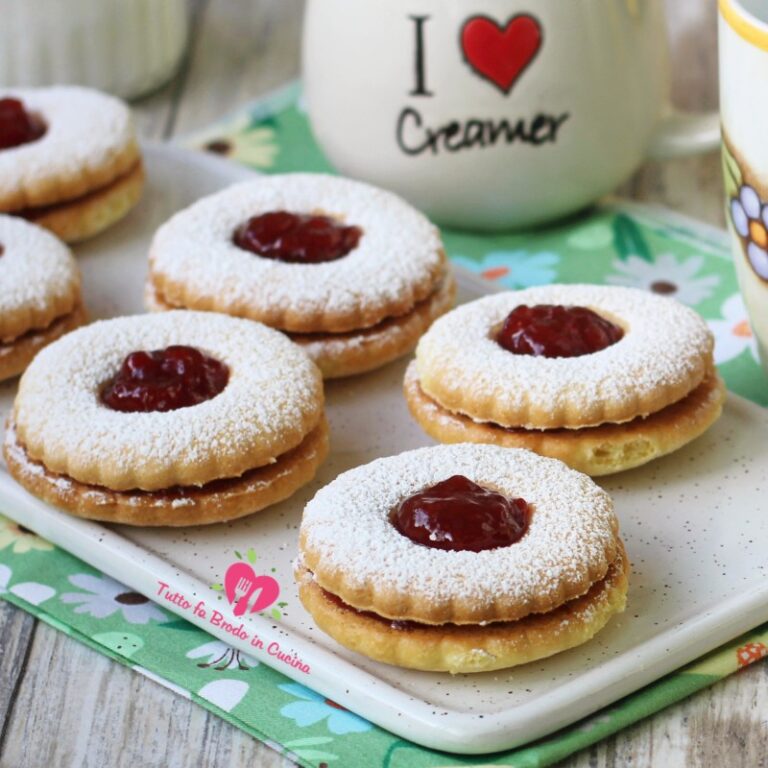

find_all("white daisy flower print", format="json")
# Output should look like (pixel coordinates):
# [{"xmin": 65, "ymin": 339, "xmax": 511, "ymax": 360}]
[
  {"xmin": 186, "ymin": 640, "xmax": 258, "ymax": 671},
  {"xmin": 0, "ymin": 564, "xmax": 56, "ymax": 605},
  {"xmin": 194, "ymin": 116, "xmax": 278, "ymax": 169},
  {"xmin": 606, "ymin": 253, "xmax": 719, "ymax": 306},
  {"xmin": 61, "ymin": 573, "xmax": 169, "ymax": 624},
  {"xmin": 729, "ymin": 184, "xmax": 768, "ymax": 281},
  {"xmin": 708, "ymin": 293, "xmax": 760, "ymax": 365}
]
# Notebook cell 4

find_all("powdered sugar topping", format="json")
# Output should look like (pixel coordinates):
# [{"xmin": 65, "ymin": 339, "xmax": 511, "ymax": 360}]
[
  {"xmin": 0, "ymin": 215, "xmax": 79, "ymax": 340},
  {"xmin": 416, "ymin": 284, "xmax": 713, "ymax": 427},
  {"xmin": 0, "ymin": 86, "xmax": 137, "ymax": 208},
  {"xmin": 300, "ymin": 443, "xmax": 617, "ymax": 614},
  {"xmin": 149, "ymin": 174, "xmax": 443, "ymax": 328},
  {"xmin": 13, "ymin": 311, "xmax": 323, "ymax": 491}
]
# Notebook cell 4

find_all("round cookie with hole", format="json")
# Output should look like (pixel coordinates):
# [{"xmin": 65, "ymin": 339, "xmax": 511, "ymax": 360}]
[
  {"xmin": 296, "ymin": 443, "xmax": 628, "ymax": 673},
  {"xmin": 0, "ymin": 214, "xmax": 87, "ymax": 382},
  {"xmin": 0, "ymin": 86, "xmax": 143, "ymax": 243},
  {"xmin": 4, "ymin": 311, "xmax": 328, "ymax": 526},
  {"xmin": 147, "ymin": 173, "xmax": 456, "ymax": 378},
  {"xmin": 406, "ymin": 284, "xmax": 725, "ymax": 475}
]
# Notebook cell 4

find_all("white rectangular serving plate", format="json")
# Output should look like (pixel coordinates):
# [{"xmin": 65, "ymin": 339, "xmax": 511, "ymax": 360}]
[{"xmin": 1, "ymin": 143, "xmax": 767, "ymax": 755}]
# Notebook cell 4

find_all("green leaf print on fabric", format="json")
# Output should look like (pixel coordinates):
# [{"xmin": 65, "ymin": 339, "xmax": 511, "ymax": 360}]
[{"xmin": 612, "ymin": 212, "xmax": 653, "ymax": 263}]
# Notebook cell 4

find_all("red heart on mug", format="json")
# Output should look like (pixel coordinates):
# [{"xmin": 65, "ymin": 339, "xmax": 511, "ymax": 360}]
[{"xmin": 460, "ymin": 14, "xmax": 543, "ymax": 94}]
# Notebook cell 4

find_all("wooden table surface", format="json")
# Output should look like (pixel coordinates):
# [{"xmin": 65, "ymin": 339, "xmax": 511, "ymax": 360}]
[{"xmin": 1, "ymin": 2, "xmax": 766, "ymax": 766}]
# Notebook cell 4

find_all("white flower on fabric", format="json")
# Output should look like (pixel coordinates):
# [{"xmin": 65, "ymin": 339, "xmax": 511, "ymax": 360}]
[
  {"xmin": 730, "ymin": 184, "xmax": 768, "ymax": 281},
  {"xmin": 60, "ymin": 573, "xmax": 169, "ymax": 624},
  {"xmin": 10, "ymin": 581, "xmax": 55, "ymax": 605},
  {"xmin": 193, "ymin": 116, "xmax": 278, "ymax": 169},
  {"xmin": 0, "ymin": 564, "xmax": 11, "ymax": 593},
  {"xmin": 708, "ymin": 293, "xmax": 760, "ymax": 365},
  {"xmin": 198, "ymin": 679, "xmax": 249, "ymax": 712},
  {"xmin": 186, "ymin": 640, "xmax": 258, "ymax": 670},
  {"xmin": 278, "ymin": 683, "xmax": 372, "ymax": 734},
  {"xmin": 0, "ymin": 562, "xmax": 55, "ymax": 605},
  {"xmin": 605, "ymin": 253, "xmax": 719, "ymax": 307},
  {"xmin": 0, "ymin": 516, "xmax": 53, "ymax": 554}
]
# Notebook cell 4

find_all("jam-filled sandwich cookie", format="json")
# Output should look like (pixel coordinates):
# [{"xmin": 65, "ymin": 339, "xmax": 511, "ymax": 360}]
[
  {"xmin": 147, "ymin": 173, "xmax": 455, "ymax": 378},
  {"xmin": 0, "ymin": 86, "xmax": 143, "ymax": 243},
  {"xmin": 405, "ymin": 284, "xmax": 725, "ymax": 476},
  {"xmin": 0, "ymin": 215, "xmax": 86, "ymax": 381},
  {"xmin": 296, "ymin": 443, "xmax": 628, "ymax": 673},
  {"xmin": 4, "ymin": 311, "xmax": 328, "ymax": 526}
]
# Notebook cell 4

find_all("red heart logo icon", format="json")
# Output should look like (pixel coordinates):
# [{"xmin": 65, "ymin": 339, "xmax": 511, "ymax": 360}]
[
  {"xmin": 224, "ymin": 561, "xmax": 281, "ymax": 617},
  {"xmin": 247, "ymin": 575, "xmax": 280, "ymax": 614},
  {"xmin": 460, "ymin": 14, "xmax": 543, "ymax": 94}
]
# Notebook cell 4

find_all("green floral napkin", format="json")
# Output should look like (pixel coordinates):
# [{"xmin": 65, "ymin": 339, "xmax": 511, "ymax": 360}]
[{"xmin": 1, "ymin": 82, "xmax": 766, "ymax": 768}]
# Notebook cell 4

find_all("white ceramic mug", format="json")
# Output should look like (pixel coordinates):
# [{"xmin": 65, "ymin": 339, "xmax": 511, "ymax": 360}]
[
  {"xmin": 0, "ymin": 0, "xmax": 189, "ymax": 100},
  {"xmin": 720, "ymin": 0, "xmax": 768, "ymax": 375},
  {"xmin": 303, "ymin": 0, "xmax": 719, "ymax": 231}
]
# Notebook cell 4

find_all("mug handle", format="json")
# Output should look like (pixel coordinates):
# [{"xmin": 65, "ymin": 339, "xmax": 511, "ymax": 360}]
[{"xmin": 646, "ymin": 107, "xmax": 721, "ymax": 160}]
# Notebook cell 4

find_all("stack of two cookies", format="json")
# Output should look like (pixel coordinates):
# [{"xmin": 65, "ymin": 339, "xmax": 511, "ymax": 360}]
[
  {"xmin": 296, "ymin": 443, "xmax": 629, "ymax": 674},
  {"xmin": 0, "ymin": 85, "xmax": 146, "ymax": 383},
  {"xmin": 406, "ymin": 284, "xmax": 725, "ymax": 476},
  {"xmin": 0, "ymin": 215, "xmax": 87, "ymax": 382},
  {"xmin": 4, "ymin": 311, "xmax": 329, "ymax": 526},
  {"xmin": 1, "ymin": 86, "xmax": 143, "ymax": 243},
  {"xmin": 145, "ymin": 174, "xmax": 456, "ymax": 378}
]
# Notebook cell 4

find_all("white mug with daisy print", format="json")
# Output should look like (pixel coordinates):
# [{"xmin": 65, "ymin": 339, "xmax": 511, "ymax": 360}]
[
  {"xmin": 303, "ymin": 0, "xmax": 720, "ymax": 231},
  {"xmin": 720, "ymin": 0, "xmax": 768, "ymax": 373}
]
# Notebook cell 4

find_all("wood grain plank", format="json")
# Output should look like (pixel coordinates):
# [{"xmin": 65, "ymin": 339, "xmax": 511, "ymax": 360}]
[
  {"xmin": 0, "ymin": 619, "xmax": 295, "ymax": 768},
  {"xmin": 561, "ymin": 660, "xmax": 768, "ymax": 768},
  {"xmin": 170, "ymin": 0, "xmax": 304, "ymax": 138},
  {"xmin": 621, "ymin": 0, "xmax": 724, "ymax": 227},
  {"xmin": 0, "ymin": 602, "xmax": 35, "ymax": 744}
]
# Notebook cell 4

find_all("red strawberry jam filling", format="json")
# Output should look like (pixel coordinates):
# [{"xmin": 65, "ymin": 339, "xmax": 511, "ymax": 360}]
[
  {"xmin": 233, "ymin": 210, "xmax": 362, "ymax": 264},
  {"xmin": 0, "ymin": 98, "xmax": 46, "ymax": 150},
  {"xmin": 392, "ymin": 474, "xmax": 529, "ymax": 552},
  {"xmin": 101, "ymin": 345, "xmax": 229, "ymax": 413},
  {"xmin": 496, "ymin": 304, "xmax": 623, "ymax": 358}
]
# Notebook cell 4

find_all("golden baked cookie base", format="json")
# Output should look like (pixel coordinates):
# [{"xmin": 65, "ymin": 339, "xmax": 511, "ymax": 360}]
[
  {"xmin": 275, "ymin": 275, "xmax": 454, "ymax": 378},
  {"xmin": 149, "ymin": 251, "xmax": 450, "ymax": 335},
  {"xmin": 405, "ymin": 364, "xmax": 727, "ymax": 476},
  {"xmin": 21, "ymin": 161, "xmax": 144, "ymax": 244},
  {"xmin": 148, "ymin": 275, "xmax": 456, "ymax": 380},
  {"xmin": 1, "ymin": 139, "xmax": 141, "ymax": 212},
  {"xmin": 300, "ymin": 523, "xmax": 619, "ymax": 627},
  {"xmin": 296, "ymin": 542, "xmax": 628, "ymax": 673},
  {"xmin": 4, "ymin": 417, "xmax": 329, "ymax": 526},
  {"xmin": 414, "ymin": 287, "xmax": 717, "ymax": 430},
  {"xmin": 0, "ymin": 303, "xmax": 87, "ymax": 382},
  {"xmin": 417, "ymin": 356, "xmax": 716, "ymax": 431}
]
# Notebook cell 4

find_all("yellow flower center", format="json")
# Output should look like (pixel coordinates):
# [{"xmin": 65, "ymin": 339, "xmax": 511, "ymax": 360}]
[
  {"xmin": 733, "ymin": 319, "xmax": 752, "ymax": 338},
  {"xmin": 749, "ymin": 219, "xmax": 768, "ymax": 249}
]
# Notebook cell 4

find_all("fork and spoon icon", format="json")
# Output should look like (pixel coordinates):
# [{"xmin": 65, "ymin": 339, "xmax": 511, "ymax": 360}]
[
  {"xmin": 229, "ymin": 571, "xmax": 281, "ymax": 617},
  {"xmin": 232, "ymin": 576, "xmax": 259, "ymax": 616}
]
